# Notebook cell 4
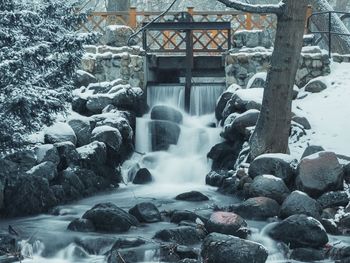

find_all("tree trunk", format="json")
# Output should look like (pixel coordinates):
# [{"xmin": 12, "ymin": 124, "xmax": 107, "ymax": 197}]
[
  {"xmin": 249, "ymin": 0, "xmax": 308, "ymax": 160},
  {"xmin": 308, "ymin": 0, "xmax": 350, "ymax": 54}
]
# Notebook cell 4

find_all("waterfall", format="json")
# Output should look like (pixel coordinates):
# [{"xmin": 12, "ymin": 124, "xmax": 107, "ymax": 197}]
[{"xmin": 147, "ymin": 84, "xmax": 185, "ymax": 110}]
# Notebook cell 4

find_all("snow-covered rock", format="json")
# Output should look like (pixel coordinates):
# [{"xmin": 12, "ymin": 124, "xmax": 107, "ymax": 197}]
[
  {"xmin": 246, "ymin": 72, "xmax": 267, "ymax": 89},
  {"xmin": 77, "ymin": 141, "xmax": 107, "ymax": 166},
  {"xmin": 305, "ymin": 79, "xmax": 328, "ymax": 93},
  {"xmin": 74, "ymin": 70, "xmax": 97, "ymax": 88},
  {"xmin": 44, "ymin": 122, "xmax": 77, "ymax": 145},
  {"xmin": 35, "ymin": 144, "xmax": 60, "ymax": 165},
  {"xmin": 102, "ymin": 25, "xmax": 134, "ymax": 47},
  {"xmin": 91, "ymin": 126, "xmax": 122, "ymax": 152},
  {"xmin": 26, "ymin": 161, "xmax": 58, "ymax": 182},
  {"xmin": 68, "ymin": 116, "xmax": 96, "ymax": 147}
]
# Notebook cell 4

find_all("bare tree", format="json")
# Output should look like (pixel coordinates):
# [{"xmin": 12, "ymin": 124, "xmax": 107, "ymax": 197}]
[{"xmin": 218, "ymin": 0, "xmax": 308, "ymax": 159}]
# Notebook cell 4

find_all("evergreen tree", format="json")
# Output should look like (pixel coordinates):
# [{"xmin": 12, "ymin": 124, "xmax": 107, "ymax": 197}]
[{"xmin": 0, "ymin": 0, "xmax": 94, "ymax": 150}]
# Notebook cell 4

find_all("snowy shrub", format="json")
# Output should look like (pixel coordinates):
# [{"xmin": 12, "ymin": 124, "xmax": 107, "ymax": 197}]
[{"xmin": 0, "ymin": 0, "xmax": 95, "ymax": 150}]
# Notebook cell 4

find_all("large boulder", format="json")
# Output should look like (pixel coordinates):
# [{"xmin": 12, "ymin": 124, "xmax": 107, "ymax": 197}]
[
  {"xmin": 54, "ymin": 142, "xmax": 79, "ymax": 171},
  {"xmin": 149, "ymin": 120, "xmax": 181, "ymax": 151},
  {"xmin": 91, "ymin": 126, "xmax": 122, "ymax": 152},
  {"xmin": 44, "ymin": 122, "xmax": 77, "ymax": 145},
  {"xmin": 129, "ymin": 202, "xmax": 161, "ymax": 223},
  {"xmin": 82, "ymin": 202, "xmax": 139, "ymax": 233},
  {"xmin": 205, "ymin": 212, "xmax": 248, "ymax": 238},
  {"xmin": 154, "ymin": 226, "xmax": 202, "ymax": 245},
  {"xmin": 207, "ymin": 141, "xmax": 243, "ymax": 171},
  {"xmin": 132, "ymin": 168, "xmax": 152, "ymax": 184},
  {"xmin": 233, "ymin": 197, "xmax": 280, "ymax": 220},
  {"xmin": 248, "ymin": 153, "xmax": 298, "ymax": 185},
  {"xmin": 215, "ymin": 91, "xmax": 234, "ymax": 121},
  {"xmin": 60, "ymin": 168, "xmax": 85, "ymax": 201},
  {"xmin": 35, "ymin": 144, "xmax": 60, "ymax": 165},
  {"xmin": 151, "ymin": 105, "xmax": 183, "ymax": 124},
  {"xmin": 86, "ymin": 94, "xmax": 113, "ymax": 114},
  {"xmin": 280, "ymin": 190, "xmax": 322, "ymax": 219},
  {"xmin": 175, "ymin": 191, "xmax": 209, "ymax": 202},
  {"xmin": 201, "ymin": 233, "xmax": 268, "ymax": 263},
  {"xmin": 249, "ymin": 175, "xmax": 290, "ymax": 204},
  {"xmin": 77, "ymin": 141, "xmax": 107, "ymax": 167},
  {"xmin": 305, "ymin": 79, "xmax": 327, "ymax": 93},
  {"xmin": 296, "ymin": 151, "xmax": 344, "ymax": 197},
  {"xmin": 67, "ymin": 218, "xmax": 96, "ymax": 232},
  {"xmin": 4, "ymin": 150, "xmax": 37, "ymax": 172},
  {"xmin": 301, "ymin": 145, "xmax": 325, "ymax": 159},
  {"xmin": 3, "ymin": 175, "xmax": 57, "ymax": 217},
  {"xmin": 205, "ymin": 170, "xmax": 230, "ymax": 187},
  {"xmin": 102, "ymin": 25, "xmax": 134, "ymax": 47},
  {"xmin": 68, "ymin": 116, "xmax": 96, "ymax": 147},
  {"xmin": 170, "ymin": 210, "xmax": 200, "ymax": 224},
  {"xmin": 74, "ymin": 70, "xmax": 97, "ymax": 88},
  {"xmin": 268, "ymin": 214, "xmax": 328, "ymax": 248},
  {"xmin": 317, "ymin": 191, "xmax": 349, "ymax": 209},
  {"xmin": 26, "ymin": 161, "xmax": 58, "ymax": 182}
]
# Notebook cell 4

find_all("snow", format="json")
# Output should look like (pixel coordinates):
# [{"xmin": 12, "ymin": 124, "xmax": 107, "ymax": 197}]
[
  {"xmin": 261, "ymin": 174, "xmax": 282, "ymax": 181},
  {"xmin": 255, "ymin": 153, "xmax": 297, "ymax": 163},
  {"xmin": 246, "ymin": 72, "xmax": 267, "ymax": 89},
  {"xmin": 291, "ymin": 62, "xmax": 350, "ymax": 160},
  {"xmin": 235, "ymin": 88, "xmax": 264, "ymax": 103}
]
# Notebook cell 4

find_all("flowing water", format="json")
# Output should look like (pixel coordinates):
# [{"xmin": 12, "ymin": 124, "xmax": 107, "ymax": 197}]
[{"xmin": 1, "ymin": 83, "xmax": 349, "ymax": 262}]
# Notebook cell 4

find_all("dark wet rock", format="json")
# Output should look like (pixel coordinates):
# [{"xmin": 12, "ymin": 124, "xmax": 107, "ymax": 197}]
[
  {"xmin": 82, "ymin": 202, "xmax": 139, "ymax": 233},
  {"xmin": 249, "ymin": 175, "xmax": 290, "ymax": 204},
  {"xmin": 54, "ymin": 142, "xmax": 79, "ymax": 171},
  {"xmin": 105, "ymin": 237, "xmax": 148, "ymax": 263},
  {"xmin": 77, "ymin": 141, "xmax": 107, "ymax": 167},
  {"xmin": 35, "ymin": 144, "xmax": 60, "ymax": 165},
  {"xmin": 150, "ymin": 120, "xmax": 181, "ymax": 151},
  {"xmin": 205, "ymin": 212, "xmax": 248, "ymax": 238},
  {"xmin": 178, "ymin": 259, "xmax": 199, "ymax": 263},
  {"xmin": 67, "ymin": 218, "xmax": 95, "ymax": 232},
  {"xmin": 339, "ymin": 214, "xmax": 350, "ymax": 231},
  {"xmin": 280, "ymin": 190, "xmax": 322, "ymax": 219},
  {"xmin": 248, "ymin": 153, "xmax": 297, "ymax": 185},
  {"xmin": 86, "ymin": 95, "xmax": 113, "ymax": 114},
  {"xmin": 110, "ymin": 86, "xmax": 147, "ymax": 116},
  {"xmin": 301, "ymin": 145, "xmax": 325, "ymax": 159},
  {"xmin": 4, "ymin": 150, "xmax": 37, "ymax": 171},
  {"xmin": 129, "ymin": 202, "xmax": 161, "ymax": 223},
  {"xmin": 207, "ymin": 141, "xmax": 244, "ymax": 171},
  {"xmin": 305, "ymin": 79, "xmax": 327, "ymax": 93},
  {"xmin": 322, "ymin": 207, "xmax": 338, "ymax": 220},
  {"xmin": 74, "ymin": 168, "xmax": 110, "ymax": 195},
  {"xmin": 133, "ymin": 168, "xmax": 152, "ymax": 184},
  {"xmin": 175, "ymin": 191, "xmax": 209, "ymax": 202},
  {"xmin": 268, "ymin": 214, "xmax": 328, "ymax": 248},
  {"xmin": 50, "ymin": 185, "xmax": 66, "ymax": 203},
  {"xmin": 91, "ymin": 126, "xmax": 122, "ymax": 152},
  {"xmin": 72, "ymin": 96, "xmax": 88, "ymax": 115},
  {"xmin": 292, "ymin": 116, "xmax": 311, "ymax": 130},
  {"xmin": 154, "ymin": 226, "xmax": 202, "ymax": 245},
  {"xmin": 173, "ymin": 245, "xmax": 198, "ymax": 260},
  {"xmin": 151, "ymin": 105, "xmax": 183, "ymax": 124},
  {"xmin": 75, "ymin": 237, "xmax": 116, "ymax": 255},
  {"xmin": 68, "ymin": 116, "xmax": 96, "ymax": 147},
  {"xmin": 44, "ymin": 122, "xmax": 77, "ymax": 145},
  {"xmin": 318, "ymin": 191, "xmax": 349, "ymax": 209},
  {"xmin": 205, "ymin": 170, "xmax": 230, "ymax": 187},
  {"xmin": 171, "ymin": 210, "xmax": 200, "ymax": 224},
  {"xmin": 74, "ymin": 70, "xmax": 97, "ymax": 88},
  {"xmin": 215, "ymin": 91, "xmax": 233, "ymax": 121},
  {"xmin": 60, "ymin": 167, "xmax": 85, "ymax": 200},
  {"xmin": 296, "ymin": 151, "xmax": 344, "ymax": 197},
  {"xmin": 0, "ymin": 233, "xmax": 17, "ymax": 256},
  {"xmin": 321, "ymin": 219, "xmax": 340, "ymax": 235},
  {"xmin": 3, "ymin": 175, "xmax": 57, "ymax": 217},
  {"xmin": 26, "ymin": 161, "xmax": 58, "ymax": 181},
  {"xmin": 290, "ymin": 247, "xmax": 326, "ymax": 262},
  {"xmin": 201, "ymin": 233, "xmax": 268, "ymax": 263},
  {"xmin": 233, "ymin": 197, "xmax": 280, "ymax": 220}
]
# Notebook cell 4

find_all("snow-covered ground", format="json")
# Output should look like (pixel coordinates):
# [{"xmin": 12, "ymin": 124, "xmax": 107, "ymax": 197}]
[{"xmin": 291, "ymin": 61, "xmax": 350, "ymax": 161}]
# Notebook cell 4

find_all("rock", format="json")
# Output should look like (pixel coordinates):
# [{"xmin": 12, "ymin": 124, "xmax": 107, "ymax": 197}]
[
  {"xmin": 344, "ymin": 163, "xmax": 350, "ymax": 183},
  {"xmin": 82, "ymin": 202, "xmax": 139, "ymax": 233},
  {"xmin": 170, "ymin": 210, "xmax": 199, "ymax": 224},
  {"xmin": 91, "ymin": 126, "xmax": 122, "ymax": 152},
  {"xmin": 26, "ymin": 161, "xmax": 58, "ymax": 181},
  {"xmin": 149, "ymin": 120, "xmax": 181, "ymax": 151},
  {"xmin": 67, "ymin": 218, "xmax": 95, "ymax": 232},
  {"xmin": 129, "ymin": 202, "xmax": 161, "ymax": 223},
  {"xmin": 60, "ymin": 168, "xmax": 85, "ymax": 200},
  {"xmin": 75, "ymin": 237, "xmax": 116, "ymax": 255},
  {"xmin": 74, "ymin": 70, "xmax": 97, "ymax": 88},
  {"xmin": 280, "ymin": 190, "xmax": 322, "ymax": 219},
  {"xmin": 68, "ymin": 116, "xmax": 96, "ymax": 147},
  {"xmin": 151, "ymin": 105, "xmax": 183, "ymax": 124},
  {"xmin": 74, "ymin": 168, "xmax": 109, "ymax": 195},
  {"xmin": 246, "ymin": 72, "xmax": 267, "ymax": 89},
  {"xmin": 35, "ymin": 144, "xmax": 60, "ymax": 165},
  {"xmin": 77, "ymin": 141, "xmax": 107, "ymax": 167},
  {"xmin": 305, "ymin": 79, "xmax": 327, "ymax": 93},
  {"xmin": 317, "ymin": 191, "xmax": 349, "ymax": 209},
  {"xmin": 248, "ymin": 153, "xmax": 297, "ymax": 184},
  {"xmin": 132, "ymin": 168, "xmax": 152, "ymax": 184},
  {"xmin": 215, "ymin": 91, "xmax": 233, "ymax": 121},
  {"xmin": 233, "ymin": 197, "xmax": 280, "ymax": 220},
  {"xmin": 290, "ymin": 248, "xmax": 326, "ymax": 262},
  {"xmin": 292, "ymin": 116, "xmax": 311, "ymax": 130},
  {"xmin": 86, "ymin": 95, "xmax": 113, "ymax": 114},
  {"xmin": 175, "ymin": 191, "xmax": 209, "ymax": 202},
  {"xmin": 0, "ymin": 233, "xmax": 17, "ymax": 256},
  {"xmin": 110, "ymin": 86, "xmax": 147, "ymax": 116},
  {"xmin": 106, "ymin": 237, "xmax": 148, "ymax": 263},
  {"xmin": 301, "ymin": 145, "xmax": 325, "ymax": 159},
  {"xmin": 207, "ymin": 141, "xmax": 243, "ymax": 171},
  {"xmin": 72, "ymin": 96, "xmax": 88, "ymax": 115},
  {"xmin": 201, "ymin": 233, "xmax": 268, "ymax": 263},
  {"xmin": 249, "ymin": 175, "xmax": 290, "ymax": 204},
  {"xmin": 205, "ymin": 170, "xmax": 230, "ymax": 187},
  {"xmin": 268, "ymin": 214, "xmax": 328, "ymax": 248},
  {"xmin": 3, "ymin": 175, "xmax": 57, "ymax": 217},
  {"xmin": 102, "ymin": 25, "xmax": 134, "ymax": 47},
  {"xmin": 54, "ymin": 142, "xmax": 79, "ymax": 171},
  {"xmin": 321, "ymin": 218, "xmax": 340, "ymax": 235},
  {"xmin": 221, "ymin": 109, "xmax": 259, "ymax": 141},
  {"xmin": 44, "ymin": 122, "xmax": 77, "ymax": 145},
  {"xmin": 4, "ymin": 150, "xmax": 37, "ymax": 171},
  {"xmin": 154, "ymin": 226, "xmax": 202, "ymax": 245},
  {"xmin": 296, "ymin": 151, "xmax": 344, "ymax": 197},
  {"xmin": 205, "ymin": 212, "xmax": 248, "ymax": 238}
]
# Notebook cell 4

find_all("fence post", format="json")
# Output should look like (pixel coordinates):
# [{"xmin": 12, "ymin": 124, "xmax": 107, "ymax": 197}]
[
  {"xmin": 187, "ymin": 7, "xmax": 194, "ymax": 17},
  {"xmin": 246, "ymin": 13, "xmax": 253, "ymax": 30},
  {"xmin": 129, "ymin": 7, "xmax": 137, "ymax": 28},
  {"xmin": 305, "ymin": 5, "xmax": 313, "ymax": 34}
]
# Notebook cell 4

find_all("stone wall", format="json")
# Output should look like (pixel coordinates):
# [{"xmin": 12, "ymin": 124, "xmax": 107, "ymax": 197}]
[
  {"xmin": 225, "ymin": 46, "xmax": 331, "ymax": 88},
  {"xmin": 81, "ymin": 45, "xmax": 145, "ymax": 88}
]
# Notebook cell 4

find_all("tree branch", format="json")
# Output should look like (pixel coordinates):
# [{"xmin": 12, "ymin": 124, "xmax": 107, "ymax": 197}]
[{"xmin": 217, "ymin": 0, "xmax": 285, "ymax": 16}]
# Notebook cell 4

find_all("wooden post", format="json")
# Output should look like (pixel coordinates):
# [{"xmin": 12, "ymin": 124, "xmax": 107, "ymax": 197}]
[
  {"xmin": 305, "ymin": 5, "xmax": 313, "ymax": 34},
  {"xmin": 185, "ymin": 30, "xmax": 193, "ymax": 113},
  {"xmin": 246, "ymin": 13, "xmax": 253, "ymax": 30},
  {"xmin": 129, "ymin": 7, "xmax": 137, "ymax": 28},
  {"xmin": 187, "ymin": 7, "xmax": 194, "ymax": 17}
]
